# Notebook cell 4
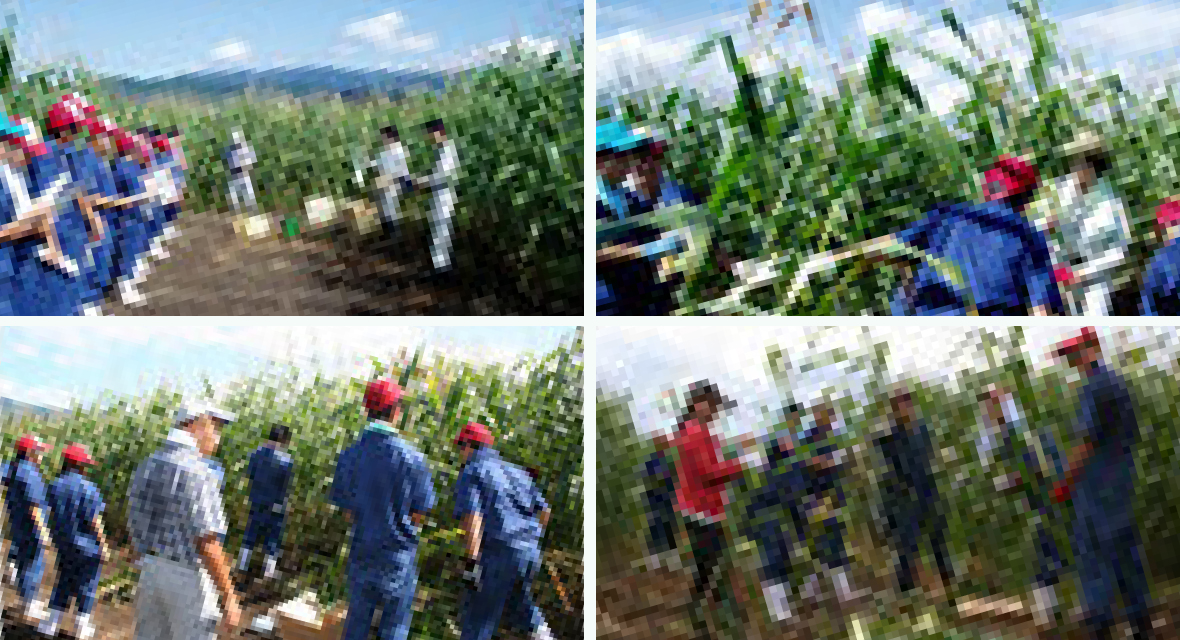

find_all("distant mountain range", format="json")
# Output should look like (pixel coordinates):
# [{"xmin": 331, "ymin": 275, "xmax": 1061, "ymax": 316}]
[
  {"xmin": 0, "ymin": 396, "xmax": 69, "ymax": 423},
  {"xmin": 101, "ymin": 63, "xmax": 453, "ymax": 105}
]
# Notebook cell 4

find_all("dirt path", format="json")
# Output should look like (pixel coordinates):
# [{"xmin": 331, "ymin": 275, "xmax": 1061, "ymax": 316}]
[
  {"xmin": 100, "ymin": 208, "xmax": 501, "ymax": 315},
  {"xmin": 598, "ymin": 561, "xmax": 1180, "ymax": 640}
]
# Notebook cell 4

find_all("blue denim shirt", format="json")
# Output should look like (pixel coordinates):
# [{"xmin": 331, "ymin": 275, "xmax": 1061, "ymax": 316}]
[
  {"xmin": 4, "ymin": 458, "xmax": 47, "ymax": 547},
  {"xmin": 47, "ymin": 470, "xmax": 106, "ymax": 559},
  {"xmin": 454, "ymin": 448, "xmax": 549, "ymax": 553},
  {"xmin": 248, "ymin": 445, "xmax": 293, "ymax": 511}
]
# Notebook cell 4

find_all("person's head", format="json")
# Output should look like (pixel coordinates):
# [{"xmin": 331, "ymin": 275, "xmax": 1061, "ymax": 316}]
[
  {"xmin": 268, "ymin": 424, "xmax": 292, "ymax": 448},
  {"xmin": 982, "ymin": 154, "xmax": 1039, "ymax": 212},
  {"xmin": 454, "ymin": 421, "xmax": 494, "ymax": 464},
  {"xmin": 46, "ymin": 94, "xmax": 98, "ymax": 146},
  {"xmin": 679, "ymin": 380, "xmax": 731, "ymax": 428},
  {"xmin": 425, "ymin": 119, "xmax": 446, "ymax": 144},
  {"xmin": 1155, "ymin": 198, "xmax": 1180, "ymax": 245},
  {"xmin": 14, "ymin": 434, "xmax": 49, "ymax": 465},
  {"xmin": 177, "ymin": 402, "xmax": 236, "ymax": 456},
  {"xmin": 61, "ymin": 443, "xmax": 94, "ymax": 475},
  {"xmin": 380, "ymin": 125, "xmax": 400, "ymax": 144},
  {"xmin": 977, "ymin": 384, "xmax": 1008, "ymax": 425},
  {"xmin": 0, "ymin": 115, "xmax": 46, "ymax": 168},
  {"xmin": 810, "ymin": 401, "xmax": 838, "ymax": 433},
  {"xmin": 1052, "ymin": 327, "xmax": 1102, "ymax": 372},
  {"xmin": 887, "ymin": 387, "xmax": 917, "ymax": 425},
  {"xmin": 363, "ymin": 378, "xmax": 403, "ymax": 424}
]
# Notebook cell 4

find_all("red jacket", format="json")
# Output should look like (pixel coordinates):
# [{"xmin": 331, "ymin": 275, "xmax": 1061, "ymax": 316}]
[{"xmin": 670, "ymin": 419, "xmax": 745, "ymax": 521}]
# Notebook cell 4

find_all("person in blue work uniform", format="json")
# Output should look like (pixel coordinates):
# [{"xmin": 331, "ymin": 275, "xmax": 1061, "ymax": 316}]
[
  {"xmin": 744, "ymin": 405, "xmax": 811, "ymax": 625},
  {"xmin": 1140, "ymin": 198, "xmax": 1180, "ymax": 315},
  {"xmin": 874, "ymin": 388, "xmax": 955, "ymax": 602},
  {"xmin": 1049, "ymin": 328, "xmax": 1153, "ymax": 640},
  {"xmin": 237, "ymin": 425, "xmax": 293, "ymax": 580},
  {"xmin": 886, "ymin": 155, "xmax": 1061, "ymax": 316},
  {"xmin": 595, "ymin": 122, "xmax": 702, "ymax": 315},
  {"xmin": 641, "ymin": 447, "xmax": 680, "ymax": 571},
  {"xmin": 452, "ymin": 421, "xmax": 556, "ymax": 640},
  {"xmin": 38, "ymin": 444, "xmax": 110, "ymax": 640},
  {"xmin": 331, "ymin": 379, "xmax": 435, "ymax": 640},
  {"xmin": 3, "ymin": 434, "xmax": 53, "ymax": 624}
]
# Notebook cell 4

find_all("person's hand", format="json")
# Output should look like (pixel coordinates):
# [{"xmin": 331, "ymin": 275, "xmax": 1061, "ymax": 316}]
[
  {"xmin": 220, "ymin": 593, "xmax": 243, "ymax": 634},
  {"xmin": 100, "ymin": 545, "xmax": 111, "ymax": 563},
  {"xmin": 1050, "ymin": 480, "xmax": 1072, "ymax": 504}
]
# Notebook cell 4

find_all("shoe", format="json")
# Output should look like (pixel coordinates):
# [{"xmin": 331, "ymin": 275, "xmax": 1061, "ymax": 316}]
[
  {"xmin": 38, "ymin": 609, "xmax": 62, "ymax": 637},
  {"xmin": 75, "ymin": 612, "xmax": 95, "ymax": 640},
  {"xmin": 831, "ymin": 567, "xmax": 868, "ymax": 605},
  {"xmin": 263, "ymin": 555, "xmax": 277, "ymax": 580},
  {"xmin": 3, "ymin": 562, "xmax": 16, "ymax": 586},
  {"xmin": 25, "ymin": 599, "xmax": 49, "ymax": 623},
  {"xmin": 530, "ymin": 621, "xmax": 556, "ymax": 640},
  {"xmin": 762, "ymin": 580, "xmax": 794, "ymax": 622},
  {"xmin": 1030, "ymin": 584, "xmax": 1060, "ymax": 629},
  {"xmin": 238, "ymin": 548, "xmax": 252, "ymax": 573},
  {"xmin": 800, "ymin": 573, "xmax": 821, "ymax": 602}
]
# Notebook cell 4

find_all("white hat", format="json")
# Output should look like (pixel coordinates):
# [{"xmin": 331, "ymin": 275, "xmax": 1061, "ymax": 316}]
[{"xmin": 176, "ymin": 400, "xmax": 237, "ymax": 425}]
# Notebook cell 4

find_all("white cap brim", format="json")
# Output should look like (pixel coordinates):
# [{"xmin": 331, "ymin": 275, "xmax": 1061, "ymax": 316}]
[{"xmin": 177, "ymin": 401, "xmax": 237, "ymax": 425}]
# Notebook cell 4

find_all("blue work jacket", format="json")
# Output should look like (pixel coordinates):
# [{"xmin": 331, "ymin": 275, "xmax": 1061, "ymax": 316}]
[
  {"xmin": 46, "ymin": 470, "xmax": 105, "ymax": 559},
  {"xmin": 453, "ymin": 448, "xmax": 548, "ymax": 555}
]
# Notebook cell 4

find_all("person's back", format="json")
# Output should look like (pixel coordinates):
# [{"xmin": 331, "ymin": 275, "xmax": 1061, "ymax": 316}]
[
  {"xmin": 1141, "ymin": 240, "xmax": 1180, "ymax": 315},
  {"xmin": 893, "ymin": 201, "xmax": 1060, "ymax": 315},
  {"xmin": 248, "ymin": 445, "xmax": 293, "ymax": 510},
  {"xmin": 457, "ymin": 447, "xmax": 547, "ymax": 553},
  {"xmin": 878, "ymin": 420, "xmax": 936, "ymax": 508},
  {"xmin": 47, "ymin": 470, "xmax": 104, "ymax": 559},
  {"xmin": 127, "ymin": 432, "xmax": 225, "ymax": 567},
  {"xmin": 339, "ymin": 429, "xmax": 433, "ymax": 565},
  {"xmin": 6, "ymin": 458, "xmax": 46, "ymax": 545}
]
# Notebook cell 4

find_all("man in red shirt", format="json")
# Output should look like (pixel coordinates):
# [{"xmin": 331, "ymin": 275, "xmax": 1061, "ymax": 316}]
[{"xmin": 653, "ymin": 380, "xmax": 753, "ymax": 640}]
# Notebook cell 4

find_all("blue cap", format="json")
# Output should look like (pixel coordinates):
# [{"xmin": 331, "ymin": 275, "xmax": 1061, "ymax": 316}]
[
  {"xmin": 596, "ymin": 121, "xmax": 654, "ymax": 155},
  {"xmin": 0, "ymin": 112, "xmax": 29, "ymax": 140}
]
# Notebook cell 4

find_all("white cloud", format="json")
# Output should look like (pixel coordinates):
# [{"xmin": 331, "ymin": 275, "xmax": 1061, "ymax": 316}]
[
  {"xmin": 0, "ymin": 377, "xmax": 75, "ymax": 410},
  {"xmin": 210, "ymin": 39, "xmax": 253, "ymax": 64},
  {"xmin": 343, "ymin": 11, "xmax": 438, "ymax": 54},
  {"xmin": 12, "ymin": 343, "xmax": 36, "ymax": 358},
  {"xmin": 1059, "ymin": 1, "xmax": 1180, "ymax": 62}
]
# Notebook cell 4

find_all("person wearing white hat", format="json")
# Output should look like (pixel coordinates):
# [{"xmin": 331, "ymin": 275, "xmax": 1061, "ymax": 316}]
[
  {"xmin": 224, "ymin": 129, "xmax": 258, "ymax": 215},
  {"xmin": 126, "ymin": 400, "xmax": 242, "ymax": 640},
  {"xmin": 1027, "ymin": 130, "xmax": 1132, "ymax": 315}
]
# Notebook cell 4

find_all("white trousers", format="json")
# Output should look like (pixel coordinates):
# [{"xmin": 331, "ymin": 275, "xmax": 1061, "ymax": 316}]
[
  {"xmin": 428, "ymin": 189, "xmax": 457, "ymax": 271},
  {"xmin": 228, "ymin": 175, "xmax": 257, "ymax": 213},
  {"xmin": 133, "ymin": 556, "xmax": 221, "ymax": 640},
  {"xmin": 378, "ymin": 182, "xmax": 406, "ymax": 230}
]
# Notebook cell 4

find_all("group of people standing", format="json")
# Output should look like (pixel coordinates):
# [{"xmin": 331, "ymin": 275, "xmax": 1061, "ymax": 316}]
[
  {"xmin": 1, "ymin": 378, "xmax": 556, "ymax": 640},
  {"xmin": 644, "ymin": 328, "xmax": 1154, "ymax": 640},
  {"xmin": 595, "ymin": 120, "xmax": 1180, "ymax": 316},
  {"xmin": 0, "ymin": 93, "xmax": 186, "ymax": 314},
  {"xmin": 226, "ymin": 117, "xmax": 462, "ymax": 280}
]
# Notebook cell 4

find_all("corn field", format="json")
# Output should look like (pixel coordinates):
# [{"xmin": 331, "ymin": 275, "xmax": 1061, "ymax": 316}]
[
  {"xmin": 1, "ymin": 332, "xmax": 584, "ymax": 640},
  {"xmin": 0, "ymin": 28, "xmax": 584, "ymax": 312},
  {"xmin": 598, "ymin": 327, "xmax": 1180, "ymax": 637},
  {"xmin": 600, "ymin": 0, "xmax": 1180, "ymax": 315}
]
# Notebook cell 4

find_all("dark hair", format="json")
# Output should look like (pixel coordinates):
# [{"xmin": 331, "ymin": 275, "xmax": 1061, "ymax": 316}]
[
  {"xmin": 61, "ymin": 458, "xmax": 87, "ymax": 476},
  {"xmin": 424, "ymin": 119, "xmax": 446, "ymax": 134},
  {"xmin": 269, "ymin": 425, "xmax": 291, "ymax": 445},
  {"xmin": 367, "ymin": 405, "xmax": 395, "ymax": 423},
  {"xmin": 380, "ymin": 125, "xmax": 400, "ymax": 141},
  {"xmin": 677, "ymin": 381, "xmax": 731, "ymax": 427}
]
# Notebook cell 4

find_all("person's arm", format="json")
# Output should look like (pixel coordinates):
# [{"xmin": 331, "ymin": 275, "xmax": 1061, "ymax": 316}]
[
  {"xmin": 92, "ymin": 514, "xmax": 109, "ymax": 562},
  {"xmin": 196, "ymin": 533, "xmax": 241, "ymax": 630},
  {"xmin": 460, "ymin": 512, "xmax": 484, "ymax": 559},
  {"xmin": 538, "ymin": 507, "xmax": 551, "ymax": 529},
  {"xmin": 30, "ymin": 505, "xmax": 53, "ymax": 550},
  {"xmin": 702, "ymin": 455, "xmax": 746, "ymax": 488}
]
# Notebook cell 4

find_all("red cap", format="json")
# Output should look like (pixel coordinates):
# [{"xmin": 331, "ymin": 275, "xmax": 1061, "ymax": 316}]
[
  {"xmin": 1053, "ymin": 327, "xmax": 1100, "ymax": 357},
  {"xmin": 363, "ymin": 378, "xmax": 403, "ymax": 414},
  {"xmin": 983, "ymin": 155, "xmax": 1038, "ymax": 202},
  {"xmin": 455, "ymin": 421, "xmax": 494, "ymax": 447},
  {"xmin": 62, "ymin": 444, "xmax": 94, "ymax": 466},
  {"xmin": 47, "ymin": 94, "xmax": 98, "ymax": 134},
  {"xmin": 1157, "ymin": 199, "xmax": 1180, "ymax": 228},
  {"xmin": 14, "ymin": 434, "xmax": 48, "ymax": 454},
  {"xmin": 1053, "ymin": 265, "xmax": 1075, "ymax": 286}
]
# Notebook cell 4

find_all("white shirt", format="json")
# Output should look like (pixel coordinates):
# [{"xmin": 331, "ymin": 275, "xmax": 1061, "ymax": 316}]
[
  {"xmin": 377, "ymin": 141, "xmax": 410, "ymax": 180},
  {"xmin": 426, "ymin": 139, "xmax": 460, "ymax": 192},
  {"xmin": 1052, "ymin": 175, "xmax": 1131, "ymax": 281}
]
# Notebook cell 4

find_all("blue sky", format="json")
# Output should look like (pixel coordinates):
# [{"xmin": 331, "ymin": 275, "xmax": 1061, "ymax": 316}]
[
  {"xmin": 10, "ymin": 0, "xmax": 581, "ymax": 79},
  {"xmin": 0, "ymin": 325, "xmax": 577, "ymax": 409},
  {"xmin": 598, "ymin": 0, "xmax": 1128, "ymax": 45}
]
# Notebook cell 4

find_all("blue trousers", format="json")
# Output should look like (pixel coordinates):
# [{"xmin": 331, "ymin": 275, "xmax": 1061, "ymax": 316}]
[
  {"xmin": 461, "ymin": 545, "xmax": 546, "ymax": 640},
  {"xmin": 342, "ymin": 563, "xmax": 417, "ymax": 640},
  {"xmin": 48, "ymin": 551, "xmax": 102, "ymax": 614},
  {"xmin": 11, "ymin": 536, "xmax": 45, "ymax": 601},
  {"xmin": 242, "ymin": 508, "xmax": 285, "ymax": 556},
  {"xmin": 888, "ymin": 507, "xmax": 954, "ymax": 592},
  {"xmin": 814, "ymin": 516, "xmax": 850, "ymax": 571},
  {"xmin": 1072, "ymin": 517, "xmax": 1151, "ymax": 638}
]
